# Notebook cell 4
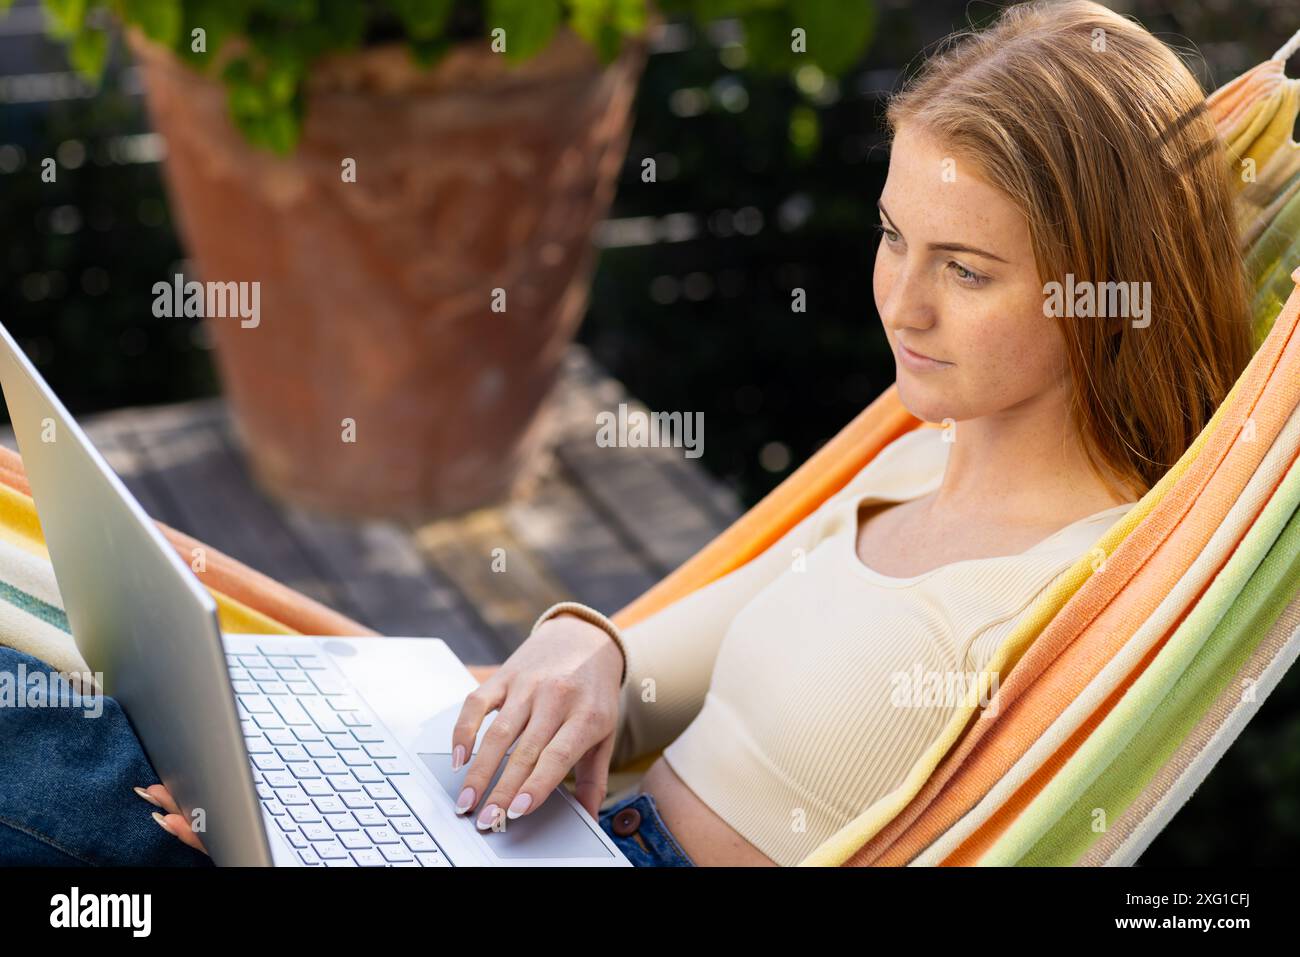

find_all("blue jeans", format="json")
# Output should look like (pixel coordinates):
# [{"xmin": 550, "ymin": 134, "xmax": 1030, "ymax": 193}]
[
  {"xmin": 0, "ymin": 647, "xmax": 213, "ymax": 867},
  {"xmin": 598, "ymin": 790, "xmax": 696, "ymax": 867}
]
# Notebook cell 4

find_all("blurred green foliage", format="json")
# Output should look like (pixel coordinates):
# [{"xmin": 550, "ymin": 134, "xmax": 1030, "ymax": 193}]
[{"xmin": 2, "ymin": 0, "xmax": 878, "ymax": 152}]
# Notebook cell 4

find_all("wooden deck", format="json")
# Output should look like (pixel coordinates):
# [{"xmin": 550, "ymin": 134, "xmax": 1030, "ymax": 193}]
[{"xmin": 0, "ymin": 346, "xmax": 741, "ymax": 667}]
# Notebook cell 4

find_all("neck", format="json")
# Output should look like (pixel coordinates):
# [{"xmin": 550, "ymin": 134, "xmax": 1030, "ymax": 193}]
[{"xmin": 932, "ymin": 385, "xmax": 1132, "ymax": 526}]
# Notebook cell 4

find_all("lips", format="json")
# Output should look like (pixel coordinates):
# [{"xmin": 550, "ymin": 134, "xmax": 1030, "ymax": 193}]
[
  {"xmin": 896, "ymin": 340, "xmax": 953, "ymax": 372},
  {"xmin": 900, "ymin": 341, "xmax": 944, "ymax": 362}
]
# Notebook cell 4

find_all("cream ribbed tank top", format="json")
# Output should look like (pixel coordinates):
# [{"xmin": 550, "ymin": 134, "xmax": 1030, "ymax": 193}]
[{"xmin": 604, "ymin": 427, "xmax": 1136, "ymax": 866}]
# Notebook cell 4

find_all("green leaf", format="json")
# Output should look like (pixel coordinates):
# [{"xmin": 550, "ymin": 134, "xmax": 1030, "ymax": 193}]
[
  {"xmin": 610, "ymin": 0, "xmax": 647, "ymax": 35},
  {"xmin": 230, "ymin": 78, "xmax": 268, "ymax": 117},
  {"xmin": 228, "ymin": 95, "xmax": 301, "ymax": 154},
  {"xmin": 69, "ymin": 25, "xmax": 109, "ymax": 79},
  {"xmin": 223, "ymin": 47, "xmax": 305, "ymax": 154},
  {"xmin": 687, "ymin": 0, "xmax": 765, "ymax": 21},
  {"xmin": 386, "ymin": 0, "xmax": 454, "ymax": 40},
  {"xmin": 264, "ymin": 61, "xmax": 300, "ymax": 104},
  {"xmin": 316, "ymin": 0, "xmax": 366, "ymax": 50},
  {"xmin": 591, "ymin": 21, "xmax": 623, "ymax": 62},
  {"xmin": 792, "ymin": 0, "xmax": 876, "ymax": 76},
  {"xmin": 225, "ymin": 57, "xmax": 272, "ymax": 118},
  {"xmin": 43, "ymin": 0, "xmax": 88, "ymax": 38},
  {"xmin": 177, "ymin": 0, "xmax": 253, "ymax": 67},
  {"xmin": 221, "ymin": 54, "xmax": 252, "ymax": 85},
  {"xmin": 246, "ymin": 21, "xmax": 291, "ymax": 59},
  {"xmin": 569, "ymin": 0, "xmax": 612, "ymax": 47},
  {"xmin": 259, "ymin": 0, "xmax": 316, "ymax": 18},
  {"xmin": 122, "ymin": 0, "xmax": 183, "ymax": 48},
  {"xmin": 569, "ymin": 0, "xmax": 645, "ymax": 62},
  {"xmin": 730, "ymin": 0, "xmax": 876, "ymax": 77},
  {"xmin": 229, "ymin": 108, "xmax": 259, "ymax": 142},
  {"xmin": 487, "ymin": 0, "xmax": 561, "ymax": 63},
  {"xmin": 260, "ymin": 107, "xmax": 300, "ymax": 153},
  {"xmin": 739, "ymin": 7, "xmax": 794, "ymax": 72}
]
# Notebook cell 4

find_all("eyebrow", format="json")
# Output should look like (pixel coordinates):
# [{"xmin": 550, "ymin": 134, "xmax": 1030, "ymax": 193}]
[{"xmin": 877, "ymin": 201, "xmax": 1010, "ymax": 264}]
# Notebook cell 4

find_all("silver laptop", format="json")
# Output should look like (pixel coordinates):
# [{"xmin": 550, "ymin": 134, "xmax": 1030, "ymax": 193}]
[{"xmin": 0, "ymin": 320, "xmax": 630, "ymax": 868}]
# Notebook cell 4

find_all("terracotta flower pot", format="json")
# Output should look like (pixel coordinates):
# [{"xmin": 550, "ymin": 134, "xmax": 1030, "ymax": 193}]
[{"xmin": 128, "ymin": 29, "xmax": 645, "ymax": 520}]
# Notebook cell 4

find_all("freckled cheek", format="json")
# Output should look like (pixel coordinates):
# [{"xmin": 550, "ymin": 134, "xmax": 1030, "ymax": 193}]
[
  {"xmin": 943, "ymin": 312, "xmax": 1020, "ymax": 380},
  {"xmin": 963, "ymin": 312, "xmax": 1062, "ymax": 398}
]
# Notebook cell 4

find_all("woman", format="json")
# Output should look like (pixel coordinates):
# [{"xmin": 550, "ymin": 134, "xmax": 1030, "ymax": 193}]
[
  {"xmin": 438, "ymin": 0, "xmax": 1253, "ymax": 867},
  {"xmin": 51, "ymin": 0, "xmax": 1255, "ymax": 866}
]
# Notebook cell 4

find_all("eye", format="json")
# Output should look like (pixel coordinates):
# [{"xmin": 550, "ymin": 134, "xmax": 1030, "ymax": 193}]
[
  {"xmin": 875, "ymin": 222, "xmax": 901, "ymax": 245},
  {"xmin": 947, "ymin": 260, "xmax": 988, "ymax": 288}
]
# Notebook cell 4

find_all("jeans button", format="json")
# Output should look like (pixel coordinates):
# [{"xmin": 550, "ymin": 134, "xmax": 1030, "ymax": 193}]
[{"xmin": 611, "ymin": 807, "xmax": 641, "ymax": 836}]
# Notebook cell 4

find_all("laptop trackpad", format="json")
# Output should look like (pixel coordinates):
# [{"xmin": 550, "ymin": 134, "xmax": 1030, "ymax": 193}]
[{"xmin": 417, "ymin": 753, "xmax": 613, "ymax": 860}]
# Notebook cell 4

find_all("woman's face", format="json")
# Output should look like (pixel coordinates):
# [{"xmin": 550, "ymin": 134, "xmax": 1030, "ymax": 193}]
[{"xmin": 873, "ymin": 122, "xmax": 1070, "ymax": 425}]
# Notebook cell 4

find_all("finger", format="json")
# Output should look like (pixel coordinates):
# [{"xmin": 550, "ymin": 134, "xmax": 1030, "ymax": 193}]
[
  {"xmin": 473, "ymin": 702, "xmax": 567, "ymax": 831},
  {"xmin": 455, "ymin": 693, "xmax": 533, "ymax": 818},
  {"xmin": 152, "ymin": 810, "xmax": 208, "ymax": 854},
  {"xmin": 513, "ymin": 720, "xmax": 607, "ymax": 821},
  {"xmin": 449, "ymin": 677, "xmax": 507, "ymax": 773},
  {"xmin": 571, "ymin": 734, "xmax": 615, "ymax": 819},
  {"xmin": 144, "ymin": 784, "xmax": 181, "ymax": 816},
  {"xmin": 133, "ymin": 786, "xmax": 164, "ymax": 809},
  {"xmin": 141, "ymin": 785, "xmax": 209, "ymax": 855}
]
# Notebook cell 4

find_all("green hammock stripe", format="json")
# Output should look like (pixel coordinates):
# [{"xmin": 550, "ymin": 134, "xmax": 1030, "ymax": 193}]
[
  {"xmin": 0, "ymin": 579, "xmax": 71, "ymax": 635},
  {"xmin": 1007, "ymin": 479, "xmax": 1300, "ymax": 864}
]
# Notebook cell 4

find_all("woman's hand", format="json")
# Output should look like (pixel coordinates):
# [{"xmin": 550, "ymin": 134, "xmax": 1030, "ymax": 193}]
[
  {"xmin": 450, "ymin": 612, "xmax": 625, "ymax": 830},
  {"xmin": 133, "ymin": 785, "xmax": 209, "ymax": 856},
  {"xmin": 132, "ymin": 612, "xmax": 623, "ymax": 850}
]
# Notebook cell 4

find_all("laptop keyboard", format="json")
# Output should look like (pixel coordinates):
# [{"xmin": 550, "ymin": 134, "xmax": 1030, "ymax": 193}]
[{"xmin": 227, "ymin": 647, "xmax": 454, "ymax": 867}]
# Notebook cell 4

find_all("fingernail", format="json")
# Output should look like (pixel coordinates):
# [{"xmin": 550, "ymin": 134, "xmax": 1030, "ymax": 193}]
[
  {"xmin": 455, "ymin": 786, "xmax": 475, "ymax": 814},
  {"xmin": 451, "ymin": 745, "xmax": 465, "ymax": 772},
  {"xmin": 151, "ymin": 811, "xmax": 174, "ymax": 835},
  {"xmin": 134, "ymin": 787, "xmax": 163, "ymax": 808},
  {"xmin": 476, "ymin": 804, "xmax": 501, "ymax": 830},
  {"xmin": 506, "ymin": 793, "xmax": 531, "ymax": 819}
]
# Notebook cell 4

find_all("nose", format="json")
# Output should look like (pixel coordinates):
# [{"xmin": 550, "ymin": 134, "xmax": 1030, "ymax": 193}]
[{"xmin": 877, "ymin": 258, "xmax": 937, "ymax": 336}]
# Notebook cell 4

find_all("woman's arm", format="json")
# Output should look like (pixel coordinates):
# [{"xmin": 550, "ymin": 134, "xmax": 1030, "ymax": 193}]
[
  {"xmin": 603, "ymin": 496, "xmax": 837, "ymax": 770},
  {"xmin": 536, "ymin": 430, "xmax": 932, "ymax": 770}
]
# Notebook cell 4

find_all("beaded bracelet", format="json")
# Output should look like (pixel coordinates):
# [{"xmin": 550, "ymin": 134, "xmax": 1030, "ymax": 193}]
[{"xmin": 529, "ymin": 601, "xmax": 629, "ymax": 689}]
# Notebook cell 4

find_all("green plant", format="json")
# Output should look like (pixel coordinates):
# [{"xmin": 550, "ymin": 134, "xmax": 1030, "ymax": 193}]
[{"xmin": 1, "ymin": 0, "xmax": 876, "ymax": 153}]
